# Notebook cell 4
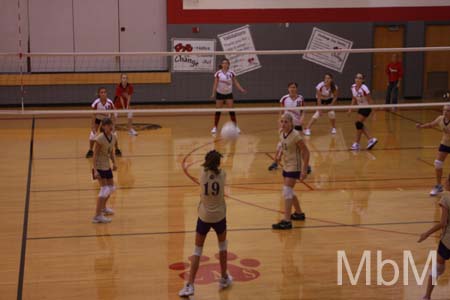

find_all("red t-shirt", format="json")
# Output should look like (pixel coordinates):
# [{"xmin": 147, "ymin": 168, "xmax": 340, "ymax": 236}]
[
  {"xmin": 115, "ymin": 83, "xmax": 134, "ymax": 98},
  {"xmin": 386, "ymin": 62, "xmax": 403, "ymax": 82}
]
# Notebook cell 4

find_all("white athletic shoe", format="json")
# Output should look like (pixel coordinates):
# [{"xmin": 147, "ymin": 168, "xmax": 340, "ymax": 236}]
[
  {"xmin": 430, "ymin": 184, "xmax": 444, "ymax": 196},
  {"xmin": 351, "ymin": 143, "xmax": 360, "ymax": 151},
  {"xmin": 128, "ymin": 128, "xmax": 138, "ymax": 136},
  {"xmin": 304, "ymin": 128, "xmax": 311, "ymax": 136},
  {"xmin": 211, "ymin": 127, "xmax": 217, "ymax": 134},
  {"xmin": 331, "ymin": 128, "xmax": 337, "ymax": 134},
  {"xmin": 102, "ymin": 207, "xmax": 114, "ymax": 215},
  {"xmin": 178, "ymin": 283, "xmax": 194, "ymax": 297},
  {"xmin": 367, "ymin": 138, "xmax": 378, "ymax": 150},
  {"xmin": 92, "ymin": 215, "xmax": 112, "ymax": 224},
  {"xmin": 219, "ymin": 275, "xmax": 233, "ymax": 289}
]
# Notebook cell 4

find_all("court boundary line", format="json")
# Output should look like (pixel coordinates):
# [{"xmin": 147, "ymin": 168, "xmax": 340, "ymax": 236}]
[
  {"xmin": 16, "ymin": 117, "xmax": 34, "ymax": 300},
  {"xmin": 26, "ymin": 220, "xmax": 436, "ymax": 241}
]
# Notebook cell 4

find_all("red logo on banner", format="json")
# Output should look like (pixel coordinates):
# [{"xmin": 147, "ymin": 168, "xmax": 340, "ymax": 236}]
[{"xmin": 174, "ymin": 43, "xmax": 193, "ymax": 52}]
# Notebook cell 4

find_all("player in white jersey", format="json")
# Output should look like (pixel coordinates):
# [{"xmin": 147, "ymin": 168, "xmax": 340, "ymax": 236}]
[
  {"xmin": 304, "ymin": 74, "xmax": 339, "ymax": 136},
  {"xmin": 268, "ymin": 82, "xmax": 311, "ymax": 174},
  {"xmin": 210, "ymin": 58, "xmax": 246, "ymax": 134},
  {"xmin": 179, "ymin": 150, "xmax": 233, "ymax": 297},
  {"xmin": 272, "ymin": 113, "xmax": 310, "ymax": 230},
  {"xmin": 85, "ymin": 87, "xmax": 122, "ymax": 158},
  {"xmin": 416, "ymin": 105, "xmax": 450, "ymax": 196},
  {"xmin": 349, "ymin": 73, "xmax": 378, "ymax": 151}
]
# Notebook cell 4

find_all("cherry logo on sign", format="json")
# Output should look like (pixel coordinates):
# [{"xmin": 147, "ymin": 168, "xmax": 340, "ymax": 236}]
[
  {"xmin": 169, "ymin": 252, "xmax": 260, "ymax": 284},
  {"xmin": 174, "ymin": 43, "xmax": 193, "ymax": 52},
  {"xmin": 248, "ymin": 57, "xmax": 255, "ymax": 63}
]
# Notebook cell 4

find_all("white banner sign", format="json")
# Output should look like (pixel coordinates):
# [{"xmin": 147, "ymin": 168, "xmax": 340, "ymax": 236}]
[
  {"xmin": 217, "ymin": 25, "xmax": 261, "ymax": 76},
  {"xmin": 303, "ymin": 28, "xmax": 353, "ymax": 73},
  {"xmin": 171, "ymin": 38, "xmax": 216, "ymax": 72}
]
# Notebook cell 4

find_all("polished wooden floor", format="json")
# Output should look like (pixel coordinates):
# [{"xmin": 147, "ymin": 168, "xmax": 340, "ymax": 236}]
[{"xmin": 1, "ymin": 106, "xmax": 450, "ymax": 300}]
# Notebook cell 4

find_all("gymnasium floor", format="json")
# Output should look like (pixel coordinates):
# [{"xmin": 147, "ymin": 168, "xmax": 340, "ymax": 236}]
[{"xmin": 1, "ymin": 106, "xmax": 450, "ymax": 300}]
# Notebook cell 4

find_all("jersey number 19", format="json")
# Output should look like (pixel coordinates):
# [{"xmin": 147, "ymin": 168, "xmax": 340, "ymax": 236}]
[{"xmin": 204, "ymin": 181, "xmax": 220, "ymax": 196}]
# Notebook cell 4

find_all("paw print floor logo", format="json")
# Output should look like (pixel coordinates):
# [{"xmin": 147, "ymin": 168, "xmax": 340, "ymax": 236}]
[{"xmin": 169, "ymin": 252, "xmax": 260, "ymax": 284}]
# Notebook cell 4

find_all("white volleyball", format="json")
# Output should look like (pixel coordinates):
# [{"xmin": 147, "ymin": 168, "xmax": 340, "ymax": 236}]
[{"xmin": 220, "ymin": 122, "xmax": 239, "ymax": 140}]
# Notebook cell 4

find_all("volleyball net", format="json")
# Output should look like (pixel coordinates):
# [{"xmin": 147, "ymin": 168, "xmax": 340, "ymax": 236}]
[{"xmin": 0, "ymin": 46, "xmax": 449, "ymax": 115}]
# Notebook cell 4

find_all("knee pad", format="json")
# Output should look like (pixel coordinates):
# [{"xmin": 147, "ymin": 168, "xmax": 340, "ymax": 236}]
[
  {"xmin": 312, "ymin": 111, "xmax": 320, "ymax": 119},
  {"xmin": 108, "ymin": 185, "xmax": 116, "ymax": 194},
  {"xmin": 282, "ymin": 186, "xmax": 294, "ymax": 199},
  {"xmin": 193, "ymin": 245, "xmax": 203, "ymax": 257},
  {"xmin": 229, "ymin": 111, "xmax": 236, "ymax": 117},
  {"xmin": 355, "ymin": 121, "xmax": 364, "ymax": 130},
  {"xmin": 114, "ymin": 112, "xmax": 119, "ymax": 118},
  {"xmin": 431, "ymin": 263, "xmax": 445, "ymax": 279},
  {"xmin": 218, "ymin": 240, "xmax": 228, "ymax": 251},
  {"xmin": 328, "ymin": 111, "xmax": 336, "ymax": 119},
  {"xmin": 434, "ymin": 160, "xmax": 444, "ymax": 170},
  {"xmin": 215, "ymin": 111, "xmax": 221, "ymax": 117},
  {"xmin": 127, "ymin": 112, "xmax": 133, "ymax": 119},
  {"xmin": 89, "ymin": 131, "xmax": 96, "ymax": 141},
  {"xmin": 98, "ymin": 186, "xmax": 110, "ymax": 198}
]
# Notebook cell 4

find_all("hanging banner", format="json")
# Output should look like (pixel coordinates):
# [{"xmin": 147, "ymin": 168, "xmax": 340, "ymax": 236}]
[
  {"xmin": 171, "ymin": 38, "xmax": 216, "ymax": 72},
  {"xmin": 303, "ymin": 27, "xmax": 353, "ymax": 73},
  {"xmin": 217, "ymin": 25, "xmax": 261, "ymax": 76}
]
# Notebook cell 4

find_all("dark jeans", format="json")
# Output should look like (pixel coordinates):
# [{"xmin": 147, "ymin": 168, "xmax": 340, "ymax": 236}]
[{"xmin": 385, "ymin": 81, "xmax": 399, "ymax": 104}]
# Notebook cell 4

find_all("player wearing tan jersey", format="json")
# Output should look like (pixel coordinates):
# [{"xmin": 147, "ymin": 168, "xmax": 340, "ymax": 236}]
[
  {"xmin": 416, "ymin": 105, "xmax": 450, "ymax": 196},
  {"xmin": 85, "ymin": 87, "xmax": 122, "ymax": 158},
  {"xmin": 210, "ymin": 58, "xmax": 247, "ymax": 135},
  {"xmin": 92, "ymin": 118, "xmax": 117, "ymax": 224},
  {"xmin": 272, "ymin": 113, "xmax": 310, "ymax": 230},
  {"xmin": 418, "ymin": 174, "xmax": 450, "ymax": 300},
  {"xmin": 179, "ymin": 150, "xmax": 233, "ymax": 297}
]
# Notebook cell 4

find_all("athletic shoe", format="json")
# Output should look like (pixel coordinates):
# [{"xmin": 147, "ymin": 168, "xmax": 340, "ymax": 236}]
[
  {"xmin": 351, "ymin": 143, "xmax": 360, "ymax": 151},
  {"xmin": 268, "ymin": 162, "xmax": 278, "ymax": 171},
  {"xmin": 211, "ymin": 127, "xmax": 217, "ymax": 134},
  {"xmin": 115, "ymin": 149, "xmax": 122, "ymax": 157},
  {"xmin": 178, "ymin": 283, "xmax": 194, "ymax": 297},
  {"xmin": 219, "ymin": 275, "xmax": 233, "ymax": 289},
  {"xmin": 92, "ymin": 215, "xmax": 112, "ymax": 224},
  {"xmin": 102, "ymin": 207, "xmax": 114, "ymax": 215},
  {"xmin": 331, "ymin": 128, "xmax": 337, "ymax": 134},
  {"xmin": 367, "ymin": 138, "xmax": 378, "ymax": 150},
  {"xmin": 430, "ymin": 184, "xmax": 443, "ymax": 196},
  {"xmin": 85, "ymin": 150, "xmax": 94, "ymax": 158},
  {"xmin": 304, "ymin": 128, "xmax": 311, "ymax": 136},
  {"xmin": 272, "ymin": 220, "xmax": 292, "ymax": 230},
  {"xmin": 291, "ymin": 212, "xmax": 306, "ymax": 221},
  {"xmin": 236, "ymin": 126, "xmax": 241, "ymax": 134},
  {"xmin": 128, "ymin": 128, "xmax": 138, "ymax": 136}
]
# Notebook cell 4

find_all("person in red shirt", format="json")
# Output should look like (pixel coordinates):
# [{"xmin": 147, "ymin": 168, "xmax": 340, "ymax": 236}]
[
  {"xmin": 114, "ymin": 74, "xmax": 137, "ymax": 136},
  {"xmin": 385, "ymin": 54, "xmax": 403, "ymax": 110}
]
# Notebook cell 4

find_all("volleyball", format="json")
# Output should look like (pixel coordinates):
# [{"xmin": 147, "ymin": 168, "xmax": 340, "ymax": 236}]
[{"xmin": 220, "ymin": 122, "xmax": 239, "ymax": 140}]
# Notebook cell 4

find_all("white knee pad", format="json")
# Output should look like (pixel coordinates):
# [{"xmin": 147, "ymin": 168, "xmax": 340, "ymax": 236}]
[
  {"xmin": 89, "ymin": 131, "xmax": 97, "ymax": 141},
  {"xmin": 193, "ymin": 246, "xmax": 203, "ymax": 257},
  {"xmin": 328, "ymin": 111, "xmax": 336, "ymax": 119},
  {"xmin": 431, "ymin": 263, "xmax": 445, "ymax": 279},
  {"xmin": 312, "ymin": 111, "xmax": 320, "ymax": 119},
  {"xmin": 434, "ymin": 160, "xmax": 444, "ymax": 169},
  {"xmin": 114, "ymin": 112, "xmax": 119, "ymax": 118},
  {"xmin": 107, "ymin": 185, "xmax": 116, "ymax": 194},
  {"xmin": 98, "ymin": 186, "xmax": 110, "ymax": 198},
  {"xmin": 219, "ymin": 240, "xmax": 228, "ymax": 252},
  {"xmin": 127, "ymin": 112, "xmax": 133, "ymax": 119},
  {"xmin": 282, "ymin": 186, "xmax": 294, "ymax": 199}
]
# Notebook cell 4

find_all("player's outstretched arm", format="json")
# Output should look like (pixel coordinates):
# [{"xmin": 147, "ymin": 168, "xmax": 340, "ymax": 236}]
[
  {"xmin": 418, "ymin": 205, "xmax": 448, "ymax": 242},
  {"xmin": 416, "ymin": 117, "xmax": 440, "ymax": 129}
]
